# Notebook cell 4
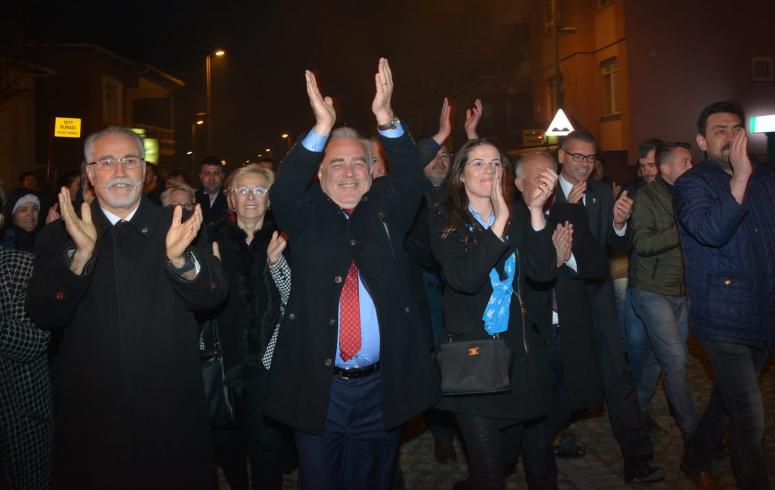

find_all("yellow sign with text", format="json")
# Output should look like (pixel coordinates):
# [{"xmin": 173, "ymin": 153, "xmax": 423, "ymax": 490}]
[{"xmin": 54, "ymin": 117, "xmax": 82, "ymax": 138}]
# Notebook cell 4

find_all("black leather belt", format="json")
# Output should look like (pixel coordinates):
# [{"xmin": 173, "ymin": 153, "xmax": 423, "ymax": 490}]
[{"xmin": 333, "ymin": 362, "xmax": 380, "ymax": 379}]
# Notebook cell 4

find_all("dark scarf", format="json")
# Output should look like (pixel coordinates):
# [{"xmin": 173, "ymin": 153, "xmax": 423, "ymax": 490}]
[{"xmin": 217, "ymin": 220, "xmax": 281, "ymax": 369}]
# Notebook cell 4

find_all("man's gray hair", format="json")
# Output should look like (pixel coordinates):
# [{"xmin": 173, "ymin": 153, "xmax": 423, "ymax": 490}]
[
  {"xmin": 84, "ymin": 126, "xmax": 145, "ymax": 163},
  {"xmin": 514, "ymin": 151, "xmax": 557, "ymax": 178},
  {"xmin": 328, "ymin": 127, "xmax": 374, "ymax": 169}
]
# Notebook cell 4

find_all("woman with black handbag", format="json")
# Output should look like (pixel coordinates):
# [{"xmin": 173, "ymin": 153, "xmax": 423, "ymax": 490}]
[
  {"xmin": 204, "ymin": 163, "xmax": 291, "ymax": 490},
  {"xmin": 429, "ymin": 139, "xmax": 558, "ymax": 489}
]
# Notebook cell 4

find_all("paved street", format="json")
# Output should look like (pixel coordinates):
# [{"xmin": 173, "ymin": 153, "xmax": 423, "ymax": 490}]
[{"xmin": 232, "ymin": 338, "xmax": 774, "ymax": 489}]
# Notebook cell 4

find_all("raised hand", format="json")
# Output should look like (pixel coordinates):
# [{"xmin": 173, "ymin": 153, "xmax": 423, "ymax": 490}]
[
  {"xmin": 166, "ymin": 204, "xmax": 203, "ymax": 269},
  {"xmin": 371, "ymin": 58, "xmax": 395, "ymax": 126},
  {"xmin": 526, "ymin": 167, "xmax": 558, "ymax": 210},
  {"xmin": 567, "ymin": 181, "xmax": 587, "ymax": 204},
  {"xmin": 729, "ymin": 128, "xmax": 752, "ymax": 178},
  {"xmin": 58, "ymin": 187, "xmax": 97, "ymax": 274},
  {"xmin": 612, "ymin": 181, "xmax": 622, "ymax": 199},
  {"xmin": 305, "ymin": 70, "xmax": 336, "ymax": 136},
  {"xmin": 266, "ymin": 231, "xmax": 287, "ymax": 265},
  {"xmin": 46, "ymin": 203, "xmax": 61, "ymax": 224},
  {"xmin": 613, "ymin": 190, "xmax": 633, "ymax": 230},
  {"xmin": 465, "ymin": 98, "xmax": 483, "ymax": 140},
  {"xmin": 489, "ymin": 164, "xmax": 510, "ymax": 239},
  {"xmin": 432, "ymin": 97, "xmax": 452, "ymax": 144},
  {"xmin": 552, "ymin": 221, "xmax": 574, "ymax": 267}
]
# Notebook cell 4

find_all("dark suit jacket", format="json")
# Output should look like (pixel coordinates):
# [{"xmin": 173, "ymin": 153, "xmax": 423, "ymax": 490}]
[
  {"xmin": 429, "ymin": 203, "xmax": 555, "ymax": 421},
  {"xmin": 196, "ymin": 189, "xmax": 230, "ymax": 224},
  {"xmin": 556, "ymin": 178, "xmax": 630, "ymax": 324},
  {"xmin": 264, "ymin": 129, "xmax": 441, "ymax": 434},
  {"xmin": 548, "ymin": 202, "xmax": 607, "ymax": 410}
]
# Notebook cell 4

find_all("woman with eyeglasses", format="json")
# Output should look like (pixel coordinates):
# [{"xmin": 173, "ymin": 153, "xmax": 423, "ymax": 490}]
[
  {"xmin": 429, "ymin": 139, "xmax": 558, "ymax": 489},
  {"xmin": 204, "ymin": 163, "xmax": 291, "ymax": 490}
]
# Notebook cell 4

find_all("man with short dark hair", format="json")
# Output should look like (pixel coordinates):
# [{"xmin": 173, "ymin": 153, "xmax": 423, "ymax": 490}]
[
  {"xmin": 630, "ymin": 142, "xmax": 698, "ymax": 444},
  {"xmin": 556, "ymin": 130, "xmax": 663, "ymax": 483},
  {"xmin": 677, "ymin": 101, "xmax": 775, "ymax": 489},
  {"xmin": 26, "ymin": 126, "xmax": 226, "ymax": 489},
  {"xmin": 197, "ymin": 156, "xmax": 229, "ymax": 224},
  {"xmin": 265, "ymin": 59, "xmax": 439, "ymax": 489}
]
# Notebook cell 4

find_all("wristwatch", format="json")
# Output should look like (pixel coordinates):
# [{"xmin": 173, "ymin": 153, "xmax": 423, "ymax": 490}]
[
  {"xmin": 169, "ymin": 249, "xmax": 196, "ymax": 275},
  {"xmin": 377, "ymin": 116, "xmax": 400, "ymax": 131}
]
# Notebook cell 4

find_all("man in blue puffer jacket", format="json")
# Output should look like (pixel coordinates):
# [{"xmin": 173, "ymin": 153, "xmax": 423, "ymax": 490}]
[{"xmin": 675, "ymin": 100, "xmax": 775, "ymax": 490}]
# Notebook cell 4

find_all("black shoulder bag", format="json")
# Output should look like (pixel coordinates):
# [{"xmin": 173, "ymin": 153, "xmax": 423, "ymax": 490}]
[{"xmin": 200, "ymin": 319, "xmax": 240, "ymax": 427}]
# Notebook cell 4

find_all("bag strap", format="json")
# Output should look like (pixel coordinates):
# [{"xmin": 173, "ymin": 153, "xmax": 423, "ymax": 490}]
[{"xmin": 199, "ymin": 319, "xmax": 222, "ymax": 352}]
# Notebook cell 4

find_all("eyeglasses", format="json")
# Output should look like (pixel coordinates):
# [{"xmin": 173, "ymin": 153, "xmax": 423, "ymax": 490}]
[
  {"xmin": 170, "ymin": 202, "xmax": 194, "ymax": 210},
  {"xmin": 232, "ymin": 186, "xmax": 268, "ymax": 198},
  {"xmin": 87, "ymin": 157, "xmax": 144, "ymax": 170},
  {"xmin": 466, "ymin": 159, "xmax": 503, "ymax": 169},
  {"xmin": 564, "ymin": 152, "xmax": 597, "ymax": 163}
]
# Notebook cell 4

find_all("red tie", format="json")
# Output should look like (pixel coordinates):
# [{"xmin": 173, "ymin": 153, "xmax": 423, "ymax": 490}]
[{"xmin": 339, "ymin": 208, "xmax": 361, "ymax": 361}]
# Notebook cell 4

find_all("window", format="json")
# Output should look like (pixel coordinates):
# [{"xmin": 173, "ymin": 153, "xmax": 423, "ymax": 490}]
[
  {"xmin": 102, "ymin": 76, "xmax": 123, "ymax": 124},
  {"xmin": 601, "ymin": 58, "xmax": 621, "ymax": 116}
]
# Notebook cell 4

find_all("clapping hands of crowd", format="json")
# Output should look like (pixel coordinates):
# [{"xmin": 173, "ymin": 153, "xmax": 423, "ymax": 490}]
[
  {"xmin": 305, "ymin": 70, "xmax": 336, "ymax": 137},
  {"xmin": 490, "ymin": 164, "xmax": 509, "ymax": 239},
  {"xmin": 371, "ymin": 58, "xmax": 395, "ymax": 126},
  {"xmin": 552, "ymin": 221, "xmax": 573, "ymax": 268},
  {"xmin": 58, "ymin": 186, "xmax": 97, "ymax": 275},
  {"xmin": 567, "ymin": 181, "xmax": 587, "ymax": 204},
  {"xmin": 465, "ymin": 98, "xmax": 483, "ymax": 140},
  {"xmin": 432, "ymin": 97, "xmax": 452, "ymax": 145},
  {"xmin": 266, "ymin": 231, "xmax": 287, "ymax": 266},
  {"xmin": 613, "ymin": 190, "xmax": 633, "ymax": 230},
  {"xmin": 166, "ymin": 204, "xmax": 203, "ymax": 275}
]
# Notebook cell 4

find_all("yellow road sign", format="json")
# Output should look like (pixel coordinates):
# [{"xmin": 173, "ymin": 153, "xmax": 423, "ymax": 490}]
[{"xmin": 54, "ymin": 117, "xmax": 82, "ymax": 138}]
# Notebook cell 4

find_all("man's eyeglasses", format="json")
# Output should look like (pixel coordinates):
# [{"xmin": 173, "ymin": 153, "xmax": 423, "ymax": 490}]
[
  {"xmin": 564, "ymin": 152, "xmax": 597, "ymax": 164},
  {"xmin": 87, "ymin": 157, "xmax": 144, "ymax": 170},
  {"xmin": 232, "ymin": 186, "xmax": 268, "ymax": 198},
  {"xmin": 170, "ymin": 202, "xmax": 194, "ymax": 210}
]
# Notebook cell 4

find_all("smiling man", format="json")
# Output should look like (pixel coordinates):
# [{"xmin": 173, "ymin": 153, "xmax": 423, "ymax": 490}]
[
  {"xmin": 26, "ymin": 126, "xmax": 227, "ymax": 489},
  {"xmin": 266, "ymin": 59, "xmax": 439, "ymax": 489}
]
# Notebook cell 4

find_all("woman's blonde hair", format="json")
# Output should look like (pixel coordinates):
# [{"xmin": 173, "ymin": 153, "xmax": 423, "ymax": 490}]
[{"xmin": 225, "ymin": 163, "xmax": 275, "ymax": 193}]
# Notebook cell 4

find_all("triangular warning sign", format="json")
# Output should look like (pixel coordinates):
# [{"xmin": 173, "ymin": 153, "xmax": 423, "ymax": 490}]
[{"xmin": 545, "ymin": 109, "xmax": 574, "ymax": 136}]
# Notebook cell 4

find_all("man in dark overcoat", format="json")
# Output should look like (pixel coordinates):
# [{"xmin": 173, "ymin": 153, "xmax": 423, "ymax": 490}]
[
  {"xmin": 264, "ymin": 59, "xmax": 440, "ymax": 489},
  {"xmin": 26, "ymin": 127, "xmax": 227, "ymax": 489}
]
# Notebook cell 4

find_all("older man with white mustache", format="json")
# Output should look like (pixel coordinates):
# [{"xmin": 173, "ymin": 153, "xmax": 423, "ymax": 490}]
[{"xmin": 27, "ymin": 126, "xmax": 227, "ymax": 489}]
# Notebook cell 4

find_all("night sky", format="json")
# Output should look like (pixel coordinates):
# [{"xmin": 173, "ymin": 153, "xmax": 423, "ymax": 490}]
[{"xmin": 7, "ymin": 0, "xmax": 518, "ymax": 165}]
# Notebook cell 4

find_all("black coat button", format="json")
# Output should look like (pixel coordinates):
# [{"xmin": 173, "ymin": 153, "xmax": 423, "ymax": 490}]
[
  {"xmin": 328, "ymin": 318, "xmax": 336, "ymax": 326},
  {"xmin": 289, "ymin": 313, "xmax": 296, "ymax": 320},
  {"xmin": 324, "ymin": 358, "xmax": 332, "ymax": 367},
  {"xmin": 334, "ymin": 276, "xmax": 343, "ymax": 284}
]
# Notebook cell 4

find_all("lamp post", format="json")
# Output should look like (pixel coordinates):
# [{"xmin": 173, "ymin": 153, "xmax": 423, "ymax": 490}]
[
  {"xmin": 205, "ymin": 49, "xmax": 226, "ymax": 154},
  {"xmin": 282, "ymin": 133, "xmax": 291, "ymax": 150},
  {"xmin": 190, "ymin": 118, "xmax": 205, "ymax": 164}
]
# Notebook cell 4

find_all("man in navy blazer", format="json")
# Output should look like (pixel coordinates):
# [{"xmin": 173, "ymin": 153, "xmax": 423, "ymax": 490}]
[
  {"xmin": 676, "ymin": 101, "xmax": 775, "ymax": 489},
  {"xmin": 265, "ymin": 59, "xmax": 439, "ymax": 490}
]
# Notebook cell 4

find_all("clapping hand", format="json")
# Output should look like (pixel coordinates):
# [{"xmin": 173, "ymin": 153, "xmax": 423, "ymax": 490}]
[
  {"xmin": 432, "ymin": 97, "xmax": 452, "ymax": 145},
  {"xmin": 526, "ymin": 167, "xmax": 558, "ymax": 210},
  {"xmin": 266, "ymin": 231, "xmax": 287, "ymax": 265},
  {"xmin": 729, "ymin": 128, "xmax": 752, "ymax": 178},
  {"xmin": 552, "ymin": 221, "xmax": 573, "ymax": 267},
  {"xmin": 567, "ymin": 181, "xmax": 587, "ymax": 204},
  {"xmin": 305, "ymin": 70, "xmax": 336, "ymax": 136},
  {"xmin": 58, "ymin": 187, "xmax": 97, "ymax": 275},
  {"xmin": 166, "ymin": 204, "xmax": 203, "ymax": 270},
  {"xmin": 465, "ymin": 98, "xmax": 483, "ymax": 140},
  {"xmin": 371, "ymin": 58, "xmax": 395, "ymax": 126},
  {"xmin": 613, "ymin": 190, "xmax": 633, "ymax": 230}
]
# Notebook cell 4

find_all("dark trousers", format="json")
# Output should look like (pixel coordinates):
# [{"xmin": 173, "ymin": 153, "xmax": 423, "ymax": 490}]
[
  {"xmin": 685, "ymin": 340, "xmax": 770, "ymax": 489},
  {"xmin": 294, "ymin": 372, "xmax": 400, "ymax": 490},
  {"xmin": 547, "ymin": 327, "xmax": 572, "ymax": 438},
  {"xmin": 456, "ymin": 414, "xmax": 556, "ymax": 490},
  {"xmin": 214, "ymin": 368, "xmax": 286, "ymax": 490},
  {"xmin": 593, "ymin": 315, "xmax": 654, "ymax": 462}
]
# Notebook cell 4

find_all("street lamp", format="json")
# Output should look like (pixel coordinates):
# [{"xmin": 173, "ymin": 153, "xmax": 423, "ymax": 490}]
[
  {"xmin": 282, "ymin": 133, "xmax": 291, "ymax": 150},
  {"xmin": 191, "ymin": 117, "xmax": 206, "ymax": 163},
  {"xmin": 205, "ymin": 49, "xmax": 226, "ymax": 154}
]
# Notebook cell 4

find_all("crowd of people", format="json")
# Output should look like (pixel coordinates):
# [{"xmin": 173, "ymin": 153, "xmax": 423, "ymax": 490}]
[{"xmin": 0, "ymin": 58, "xmax": 773, "ymax": 490}]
